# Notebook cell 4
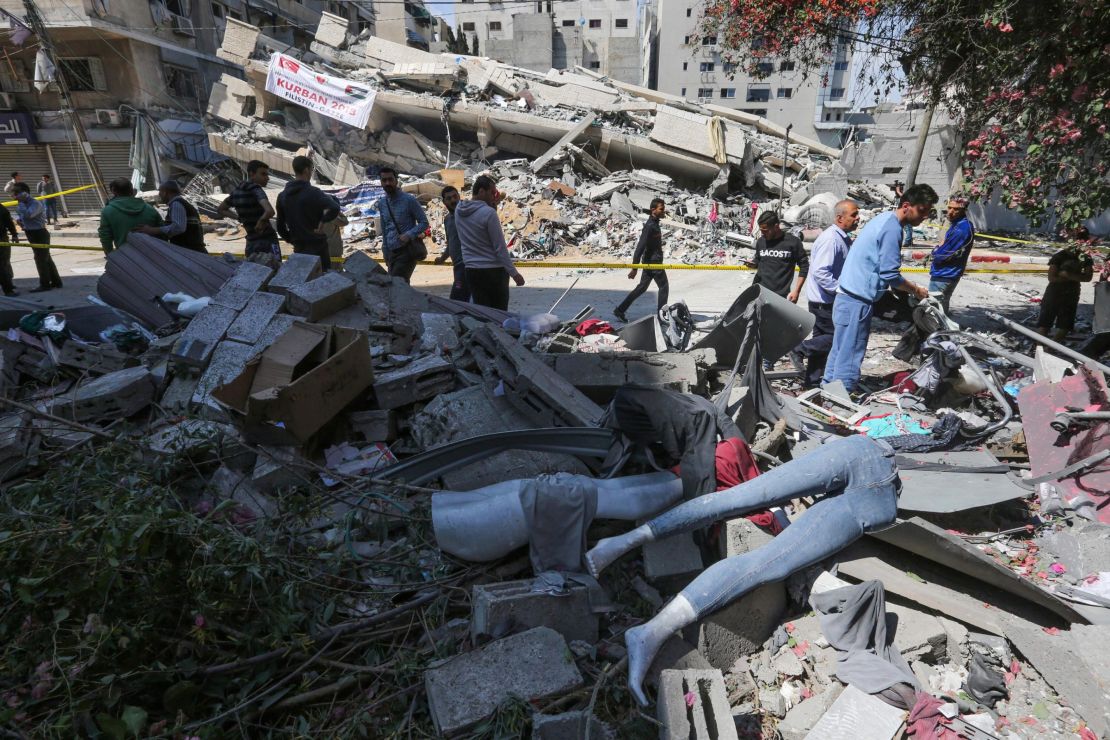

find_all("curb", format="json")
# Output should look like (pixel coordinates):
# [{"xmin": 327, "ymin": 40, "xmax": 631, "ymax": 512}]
[{"xmin": 907, "ymin": 250, "xmax": 1050, "ymax": 265}]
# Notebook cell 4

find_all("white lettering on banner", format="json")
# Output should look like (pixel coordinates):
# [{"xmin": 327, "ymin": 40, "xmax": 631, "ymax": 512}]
[{"xmin": 264, "ymin": 53, "xmax": 377, "ymax": 129}]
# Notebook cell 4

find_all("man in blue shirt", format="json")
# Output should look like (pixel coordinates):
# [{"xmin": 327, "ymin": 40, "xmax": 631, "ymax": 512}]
[
  {"xmin": 376, "ymin": 166, "xmax": 429, "ymax": 284},
  {"xmin": 13, "ymin": 183, "xmax": 62, "ymax": 293},
  {"xmin": 793, "ymin": 199, "xmax": 859, "ymax": 387},
  {"xmin": 823, "ymin": 184, "xmax": 935, "ymax": 392},
  {"xmin": 928, "ymin": 196, "xmax": 974, "ymax": 313}
]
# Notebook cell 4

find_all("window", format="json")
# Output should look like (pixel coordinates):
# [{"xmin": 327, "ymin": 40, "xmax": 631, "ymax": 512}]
[
  {"xmin": 722, "ymin": 61, "xmax": 737, "ymax": 74},
  {"xmin": 777, "ymin": 87, "xmax": 792, "ymax": 98},
  {"xmin": 0, "ymin": 60, "xmax": 29, "ymax": 92},
  {"xmin": 829, "ymin": 87, "xmax": 845, "ymax": 99},
  {"xmin": 59, "ymin": 57, "xmax": 107, "ymax": 91},
  {"xmin": 833, "ymin": 60, "xmax": 849, "ymax": 71},
  {"xmin": 744, "ymin": 108, "xmax": 768, "ymax": 116},
  {"xmin": 699, "ymin": 62, "xmax": 714, "ymax": 72},
  {"xmin": 719, "ymin": 87, "xmax": 735, "ymax": 99},
  {"xmin": 779, "ymin": 60, "xmax": 795, "ymax": 72},
  {"xmin": 211, "ymin": 2, "xmax": 224, "ymax": 18},
  {"xmin": 755, "ymin": 61, "xmax": 773, "ymax": 74},
  {"xmin": 686, "ymin": 7, "xmax": 691, "ymax": 15},
  {"xmin": 836, "ymin": 112, "xmax": 842, "ymax": 121},
  {"xmin": 697, "ymin": 87, "xmax": 713, "ymax": 99},
  {"xmin": 164, "ymin": 0, "xmax": 190, "ymax": 15},
  {"xmin": 589, "ymin": 60, "xmax": 601, "ymax": 69},
  {"xmin": 684, "ymin": 35, "xmax": 690, "ymax": 44},
  {"xmin": 562, "ymin": 19, "xmax": 574, "ymax": 26},
  {"xmin": 682, "ymin": 62, "xmax": 687, "ymax": 70},
  {"xmin": 462, "ymin": 21, "xmax": 475, "ymax": 30},
  {"xmin": 489, "ymin": 21, "xmax": 501, "ymax": 30},
  {"xmin": 228, "ymin": 9, "xmax": 241, "ymax": 19},
  {"xmin": 746, "ymin": 84, "xmax": 770, "ymax": 102},
  {"xmin": 163, "ymin": 64, "xmax": 199, "ymax": 99},
  {"xmin": 881, "ymin": 166, "xmax": 902, "ymax": 174},
  {"xmin": 680, "ymin": 87, "xmax": 686, "ymax": 96},
  {"xmin": 588, "ymin": 18, "xmax": 601, "ymax": 28},
  {"xmin": 701, "ymin": 36, "xmax": 716, "ymax": 45},
  {"xmin": 615, "ymin": 18, "xmax": 628, "ymax": 28}
]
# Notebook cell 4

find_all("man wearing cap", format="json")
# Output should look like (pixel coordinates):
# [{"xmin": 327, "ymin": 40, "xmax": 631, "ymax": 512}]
[
  {"xmin": 927, "ymin": 196, "xmax": 974, "ymax": 313},
  {"xmin": 135, "ymin": 180, "xmax": 207, "ymax": 253}
]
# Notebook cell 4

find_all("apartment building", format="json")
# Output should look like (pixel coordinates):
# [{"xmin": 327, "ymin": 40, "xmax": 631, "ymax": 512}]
[
  {"xmin": 376, "ymin": 0, "xmax": 435, "ymax": 51},
  {"xmin": 649, "ymin": 0, "xmax": 858, "ymax": 147},
  {"xmin": 452, "ymin": 0, "xmax": 643, "ymax": 84}
]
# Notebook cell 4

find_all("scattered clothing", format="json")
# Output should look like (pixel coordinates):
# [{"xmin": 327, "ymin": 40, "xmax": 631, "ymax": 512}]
[
  {"xmin": 966, "ymin": 651, "xmax": 1008, "ymax": 708},
  {"xmin": 906, "ymin": 692, "xmax": 961, "ymax": 739},
  {"xmin": 859, "ymin": 413, "xmax": 930, "ymax": 438},
  {"xmin": 883, "ymin": 412, "xmax": 968, "ymax": 452},
  {"xmin": 712, "ymin": 437, "xmax": 782, "ymax": 534},
  {"xmin": 519, "ymin": 473, "xmax": 598, "ymax": 574},
  {"xmin": 753, "ymin": 231, "xmax": 808, "ymax": 297},
  {"xmin": 574, "ymin": 318, "xmax": 613, "ymax": 336}
]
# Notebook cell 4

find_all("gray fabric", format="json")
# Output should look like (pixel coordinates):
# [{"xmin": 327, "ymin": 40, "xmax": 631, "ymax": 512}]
[
  {"xmin": 518, "ymin": 473, "xmax": 598, "ymax": 574},
  {"xmin": 810, "ymin": 580, "xmax": 920, "ymax": 704}
]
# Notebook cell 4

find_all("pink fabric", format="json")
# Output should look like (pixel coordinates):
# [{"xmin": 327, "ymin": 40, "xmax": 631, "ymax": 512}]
[
  {"xmin": 906, "ymin": 692, "xmax": 962, "ymax": 739},
  {"xmin": 574, "ymin": 319, "xmax": 614, "ymax": 336}
]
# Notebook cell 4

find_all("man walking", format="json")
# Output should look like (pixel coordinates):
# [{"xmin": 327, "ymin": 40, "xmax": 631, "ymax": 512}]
[
  {"xmin": 928, "ymin": 196, "xmax": 974, "ymax": 313},
  {"xmin": 276, "ymin": 156, "xmax": 342, "ymax": 271},
  {"xmin": 376, "ymin": 166, "xmax": 428, "ymax": 283},
  {"xmin": 135, "ymin": 180, "xmax": 207, "ymax": 253},
  {"xmin": 793, "ymin": 199, "xmax": 859, "ymax": 387},
  {"xmin": 97, "ymin": 178, "xmax": 162, "ymax": 255},
  {"xmin": 4, "ymin": 172, "xmax": 21, "ymax": 195},
  {"xmin": 218, "ymin": 160, "xmax": 280, "ymax": 264},
  {"xmin": 37, "ymin": 174, "xmax": 60, "ymax": 226},
  {"xmin": 455, "ymin": 175, "xmax": 525, "ymax": 310},
  {"xmin": 614, "ymin": 198, "xmax": 668, "ymax": 323},
  {"xmin": 433, "ymin": 185, "xmax": 469, "ymax": 301},
  {"xmin": 12, "ymin": 183, "xmax": 62, "ymax": 293},
  {"xmin": 752, "ymin": 211, "xmax": 808, "ymax": 302},
  {"xmin": 0, "ymin": 201, "xmax": 20, "ymax": 295},
  {"xmin": 823, "ymin": 185, "xmax": 934, "ymax": 392}
]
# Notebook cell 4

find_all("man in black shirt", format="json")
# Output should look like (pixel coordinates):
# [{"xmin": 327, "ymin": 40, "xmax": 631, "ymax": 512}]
[
  {"xmin": 614, "ymin": 198, "xmax": 669, "ymax": 323},
  {"xmin": 276, "ymin": 156, "xmax": 342, "ymax": 271},
  {"xmin": 1036, "ymin": 228, "xmax": 1094, "ymax": 341},
  {"xmin": 752, "ymin": 211, "xmax": 808, "ymax": 302},
  {"xmin": 218, "ymin": 159, "xmax": 279, "ymax": 263},
  {"xmin": 0, "ymin": 202, "xmax": 19, "ymax": 295}
]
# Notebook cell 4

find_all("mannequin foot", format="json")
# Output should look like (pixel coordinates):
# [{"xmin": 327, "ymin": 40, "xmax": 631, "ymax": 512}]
[
  {"xmin": 585, "ymin": 524, "xmax": 653, "ymax": 578},
  {"xmin": 625, "ymin": 595, "xmax": 697, "ymax": 706}
]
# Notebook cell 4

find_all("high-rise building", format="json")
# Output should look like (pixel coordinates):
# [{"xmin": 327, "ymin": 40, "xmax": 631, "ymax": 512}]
[
  {"xmin": 376, "ymin": 0, "xmax": 435, "ymax": 50},
  {"xmin": 647, "ymin": 0, "xmax": 858, "ymax": 147}
]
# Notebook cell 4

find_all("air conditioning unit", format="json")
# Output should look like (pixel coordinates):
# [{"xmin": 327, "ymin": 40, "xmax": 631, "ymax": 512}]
[
  {"xmin": 95, "ymin": 108, "xmax": 122, "ymax": 126},
  {"xmin": 171, "ymin": 14, "xmax": 195, "ymax": 36},
  {"xmin": 0, "ymin": 92, "xmax": 14, "ymax": 109}
]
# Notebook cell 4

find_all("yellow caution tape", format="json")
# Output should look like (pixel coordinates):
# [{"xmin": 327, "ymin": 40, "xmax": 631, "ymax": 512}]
[{"xmin": 1, "ymin": 183, "xmax": 100, "ymax": 208}]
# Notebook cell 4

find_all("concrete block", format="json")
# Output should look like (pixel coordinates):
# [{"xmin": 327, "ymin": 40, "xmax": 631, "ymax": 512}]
[
  {"xmin": 211, "ymin": 465, "xmax": 277, "ymax": 519},
  {"xmin": 145, "ymin": 419, "xmax": 224, "ymax": 458},
  {"xmin": 252, "ymin": 446, "xmax": 306, "ymax": 492},
  {"xmin": 643, "ymin": 531, "xmax": 703, "ymax": 593},
  {"xmin": 372, "ymin": 354, "xmax": 454, "ymax": 409},
  {"xmin": 541, "ymin": 351, "xmax": 700, "ymax": 403},
  {"xmin": 531, "ymin": 710, "xmax": 612, "ymax": 740},
  {"xmin": 315, "ymin": 10, "xmax": 348, "ymax": 47},
  {"xmin": 424, "ymin": 627, "xmax": 583, "ymax": 736},
  {"xmin": 43, "ymin": 366, "xmax": 156, "ymax": 422},
  {"xmin": 286, "ymin": 272, "xmax": 357, "ymax": 322},
  {"xmin": 191, "ymin": 340, "xmax": 257, "ymax": 411},
  {"xmin": 657, "ymin": 668, "xmax": 739, "ymax": 740},
  {"xmin": 255, "ymin": 314, "xmax": 298, "ymax": 351},
  {"xmin": 803, "ymin": 684, "xmax": 905, "ymax": 739},
  {"xmin": 212, "ymin": 260, "xmax": 273, "ymax": 310},
  {"xmin": 342, "ymin": 250, "xmax": 386, "ymax": 280},
  {"xmin": 267, "ymin": 253, "xmax": 322, "ymax": 296},
  {"xmin": 57, "ymin": 341, "xmax": 135, "ymax": 375},
  {"xmin": 226, "ymin": 292, "xmax": 287, "ymax": 344},
  {"xmin": 777, "ymin": 684, "xmax": 844, "ymax": 740},
  {"xmin": 719, "ymin": 517, "xmax": 775, "ymax": 559},
  {"xmin": 471, "ymin": 579, "xmax": 598, "ymax": 644},
  {"xmin": 419, "ymin": 313, "xmax": 460, "ymax": 353},
  {"xmin": 347, "ymin": 409, "xmax": 397, "ymax": 442},
  {"xmin": 172, "ymin": 304, "xmax": 238, "ymax": 370},
  {"xmin": 318, "ymin": 304, "xmax": 372, "ymax": 332},
  {"xmin": 688, "ymin": 583, "xmax": 787, "ymax": 671},
  {"xmin": 160, "ymin": 373, "xmax": 199, "ymax": 412}
]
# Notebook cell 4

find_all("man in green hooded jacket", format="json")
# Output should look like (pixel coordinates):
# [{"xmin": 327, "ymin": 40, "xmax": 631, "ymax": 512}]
[{"xmin": 97, "ymin": 178, "xmax": 162, "ymax": 255}]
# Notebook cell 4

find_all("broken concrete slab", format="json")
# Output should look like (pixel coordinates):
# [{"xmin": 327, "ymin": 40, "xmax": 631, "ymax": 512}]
[
  {"xmin": 42, "ymin": 366, "xmax": 156, "ymax": 422},
  {"xmin": 341, "ymin": 250, "xmax": 387, "ymax": 280},
  {"xmin": 191, "ymin": 340, "xmax": 258, "ymax": 412},
  {"xmin": 688, "ymin": 583, "xmax": 786, "ymax": 671},
  {"xmin": 895, "ymin": 449, "xmax": 1031, "ymax": 514},
  {"xmin": 211, "ymin": 260, "xmax": 274, "ymax": 310},
  {"xmin": 285, "ymin": 272, "xmax": 357, "ymax": 322},
  {"xmin": 424, "ymin": 626, "xmax": 583, "ymax": 736},
  {"xmin": 419, "ymin": 313, "xmax": 461, "ymax": 354},
  {"xmin": 171, "ymin": 304, "xmax": 239, "ymax": 371},
  {"xmin": 657, "ymin": 668, "xmax": 739, "ymax": 740},
  {"xmin": 471, "ymin": 579, "xmax": 598, "ymax": 644},
  {"xmin": 644, "ymin": 531, "xmax": 703, "ymax": 594},
  {"xmin": 57, "ymin": 341, "xmax": 136, "ymax": 375},
  {"xmin": 314, "ymin": 10, "xmax": 348, "ymax": 48},
  {"xmin": 531, "ymin": 710, "xmax": 612, "ymax": 740},
  {"xmin": 530, "ymin": 114, "xmax": 596, "ymax": 173},
  {"xmin": 252, "ymin": 446, "xmax": 306, "ymax": 493},
  {"xmin": 777, "ymin": 684, "xmax": 844, "ymax": 740},
  {"xmin": 267, "ymin": 253, "xmax": 322, "ymax": 295},
  {"xmin": 540, "ymin": 351, "xmax": 702, "ymax": 403},
  {"xmin": 372, "ymin": 354, "xmax": 454, "ymax": 410},
  {"xmin": 225, "ymin": 292, "xmax": 287, "ymax": 344},
  {"xmin": 802, "ymin": 684, "xmax": 905, "ymax": 739}
]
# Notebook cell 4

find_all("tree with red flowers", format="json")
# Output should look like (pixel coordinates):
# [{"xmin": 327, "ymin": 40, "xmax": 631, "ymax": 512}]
[{"xmin": 699, "ymin": 0, "xmax": 1110, "ymax": 229}]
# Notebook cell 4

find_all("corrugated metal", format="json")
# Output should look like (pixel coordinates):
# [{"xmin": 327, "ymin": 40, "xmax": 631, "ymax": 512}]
[
  {"xmin": 49, "ymin": 141, "xmax": 132, "ymax": 213},
  {"xmin": 0, "ymin": 144, "xmax": 52, "ymax": 196}
]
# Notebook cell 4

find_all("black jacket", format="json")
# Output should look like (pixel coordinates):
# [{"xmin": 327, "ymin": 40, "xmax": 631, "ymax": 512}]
[
  {"xmin": 0, "ymin": 204, "xmax": 18, "ymax": 242},
  {"xmin": 276, "ymin": 180, "xmax": 340, "ymax": 247},
  {"xmin": 632, "ymin": 216, "xmax": 663, "ymax": 266}
]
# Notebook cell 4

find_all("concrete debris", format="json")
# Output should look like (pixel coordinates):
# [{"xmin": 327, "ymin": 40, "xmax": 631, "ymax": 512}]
[
  {"xmin": 657, "ymin": 668, "xmax": 739, "ymax": 740},
  {"xmin": 471, "ymin": 579, "xmax": 598, "ymax": 644}
]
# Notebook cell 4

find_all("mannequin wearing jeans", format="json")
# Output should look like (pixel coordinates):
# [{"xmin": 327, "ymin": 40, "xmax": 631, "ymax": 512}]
[{"xmin": 585, "ymin": 434, "xmax": 901, "ymax": 705}]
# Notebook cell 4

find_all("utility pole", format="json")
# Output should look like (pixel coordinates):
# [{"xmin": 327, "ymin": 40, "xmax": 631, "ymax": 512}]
[
  {"xmin": 904, "ymin": 99, "xmax": 936, "ymax": 189},
  {"xmin": 778, "ymin": 123, "xmax": 793, "ymax": 214},
  {"xmin": 21, "ymin": 0, "xmax": 107, "ymax": 205}
]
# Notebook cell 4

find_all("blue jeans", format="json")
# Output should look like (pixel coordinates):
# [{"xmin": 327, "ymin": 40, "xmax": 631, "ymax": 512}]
[
  {"xmin": 646, "ymin": 435, "xmax": 900, "ymax": 617},
  {"xmin": 928, "ymin": 277, "xmax": 959, "ymax": 314},
  {"xmin": 43, "ymin": 199, "xmax": 58, "ymax": 223},
  {"xmin": 822, "ymin": 291, "xmax": 874, "ymax": 391}
]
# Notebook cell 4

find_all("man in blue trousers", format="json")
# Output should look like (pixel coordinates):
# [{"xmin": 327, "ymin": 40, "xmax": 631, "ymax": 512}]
[{"xmin": 823, "ymin": 184, "xmax": 935, "ymax": 393}]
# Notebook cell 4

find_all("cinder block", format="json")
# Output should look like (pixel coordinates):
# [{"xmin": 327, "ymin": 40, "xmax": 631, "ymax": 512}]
[
  {"xmin": 255, "ymin": 314, "xmax": 298, "ymax": 351},
  {"xmin": 643, "ymin": 531, "xmax": 703, "ymax": 593},
  {"xmin": 191, "ymin": 340, "xmax": 257, "ymax": 410},
  {"xmin": 226, "ymin": 292, "xmax": 287, "ymax": 344},
  {"xmin": 342, "ymin": 250, "xmax": 387, "ymax": 280},
  {"xmin": 372, "ymin": 354, "xmax": 454, "ymax": 409},
  {"xmin": 687, "ymin": 583, "xmax": 787, "ymax": 671},
  {"xmin": 172, "ymin": 304, "xmax": 239, "ymax": 370},
  {"xmin": 42, "ymin": 366, "xmax": 156, "ymax": 422},
  {"xmin": 777, "ymin": 683, "xmax": 844, "ymax": 740},
  {"xmin": 286, "ymin": 272, "xmax": 357, "ymax": 321},
  {"xmin": 57, "ymin": 341, "xmax": 135, "ymax": 375},
  {"xmin": 531, "ymin": 710, "xmax": 612, "ymax": 740},
  {"xmin": 657, "ymin": 669, "xmax": 739, "ymax": 740},
  {"xmin": 252, "ymin": 446, "xmax": 306, "ymax": 493},
  {"xmin": 348, "ymin": 409, "xmax": 397, "ymax": 442},
  {"xmin": 267, "ymin": 253, "xmax": 322, "ymax": 295},
  {"xmin": 212, "ymin": 260, "xmax": 273, "ymax": 309},
  {"xmin": 471, "ymin": 579, "xmax": 598, "ymax": 644},
  {"xmin": 425, "ymin": 627, "xmax": 583, "ymax": 736},
  {"xmin": 420, "ymin": 313, "xmax": 460, "ymax": 353},
  {"xmin": 719, "ymin": 517, "xmax": 775, "ymax": 559}
]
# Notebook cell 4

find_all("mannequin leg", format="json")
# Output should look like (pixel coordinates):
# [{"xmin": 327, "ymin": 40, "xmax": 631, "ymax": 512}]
[
  {"xmin": 625, "ymin": 480, "xmax": 899, "ymax": 704},
  {"xmin": 587, "ymin": 434, "xmax": 896, "ymax": 577}
]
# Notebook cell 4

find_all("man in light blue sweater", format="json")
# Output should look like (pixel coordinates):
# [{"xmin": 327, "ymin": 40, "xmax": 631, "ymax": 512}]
[
  {"xmin": 823, "ymin": 184, "xmax": 935, "ymax": 392},
  {"xmin": 455, "ymin": 175, "xmax": 524, "ymax": 310}
]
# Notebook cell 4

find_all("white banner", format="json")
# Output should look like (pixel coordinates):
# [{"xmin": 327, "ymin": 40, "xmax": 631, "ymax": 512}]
[{"xmin": 265, "ymin": 53, "xmax": 377, "ymax": 129}]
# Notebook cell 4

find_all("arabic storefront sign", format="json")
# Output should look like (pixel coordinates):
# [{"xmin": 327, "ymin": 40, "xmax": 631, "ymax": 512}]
[
  {"xmin": 264, "ymin": 53, "xmax": 376, "ymax": 129},
  {"xmin": 0, "ymin": 112, "xmax": 36, "ymax": 145}
]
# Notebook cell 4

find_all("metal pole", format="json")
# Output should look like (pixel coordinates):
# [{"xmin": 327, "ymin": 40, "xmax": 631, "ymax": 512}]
[
  {"xmin": 905, "ymin": 100, "xmax": 935, "ymax": 189},
  {"xmin": 778, "ymin": 123, "xmax": 792, "ymax": 215},
  {"xmin": 988, "ymin": 311, "xmax": 1110, "ymax": 376}
]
